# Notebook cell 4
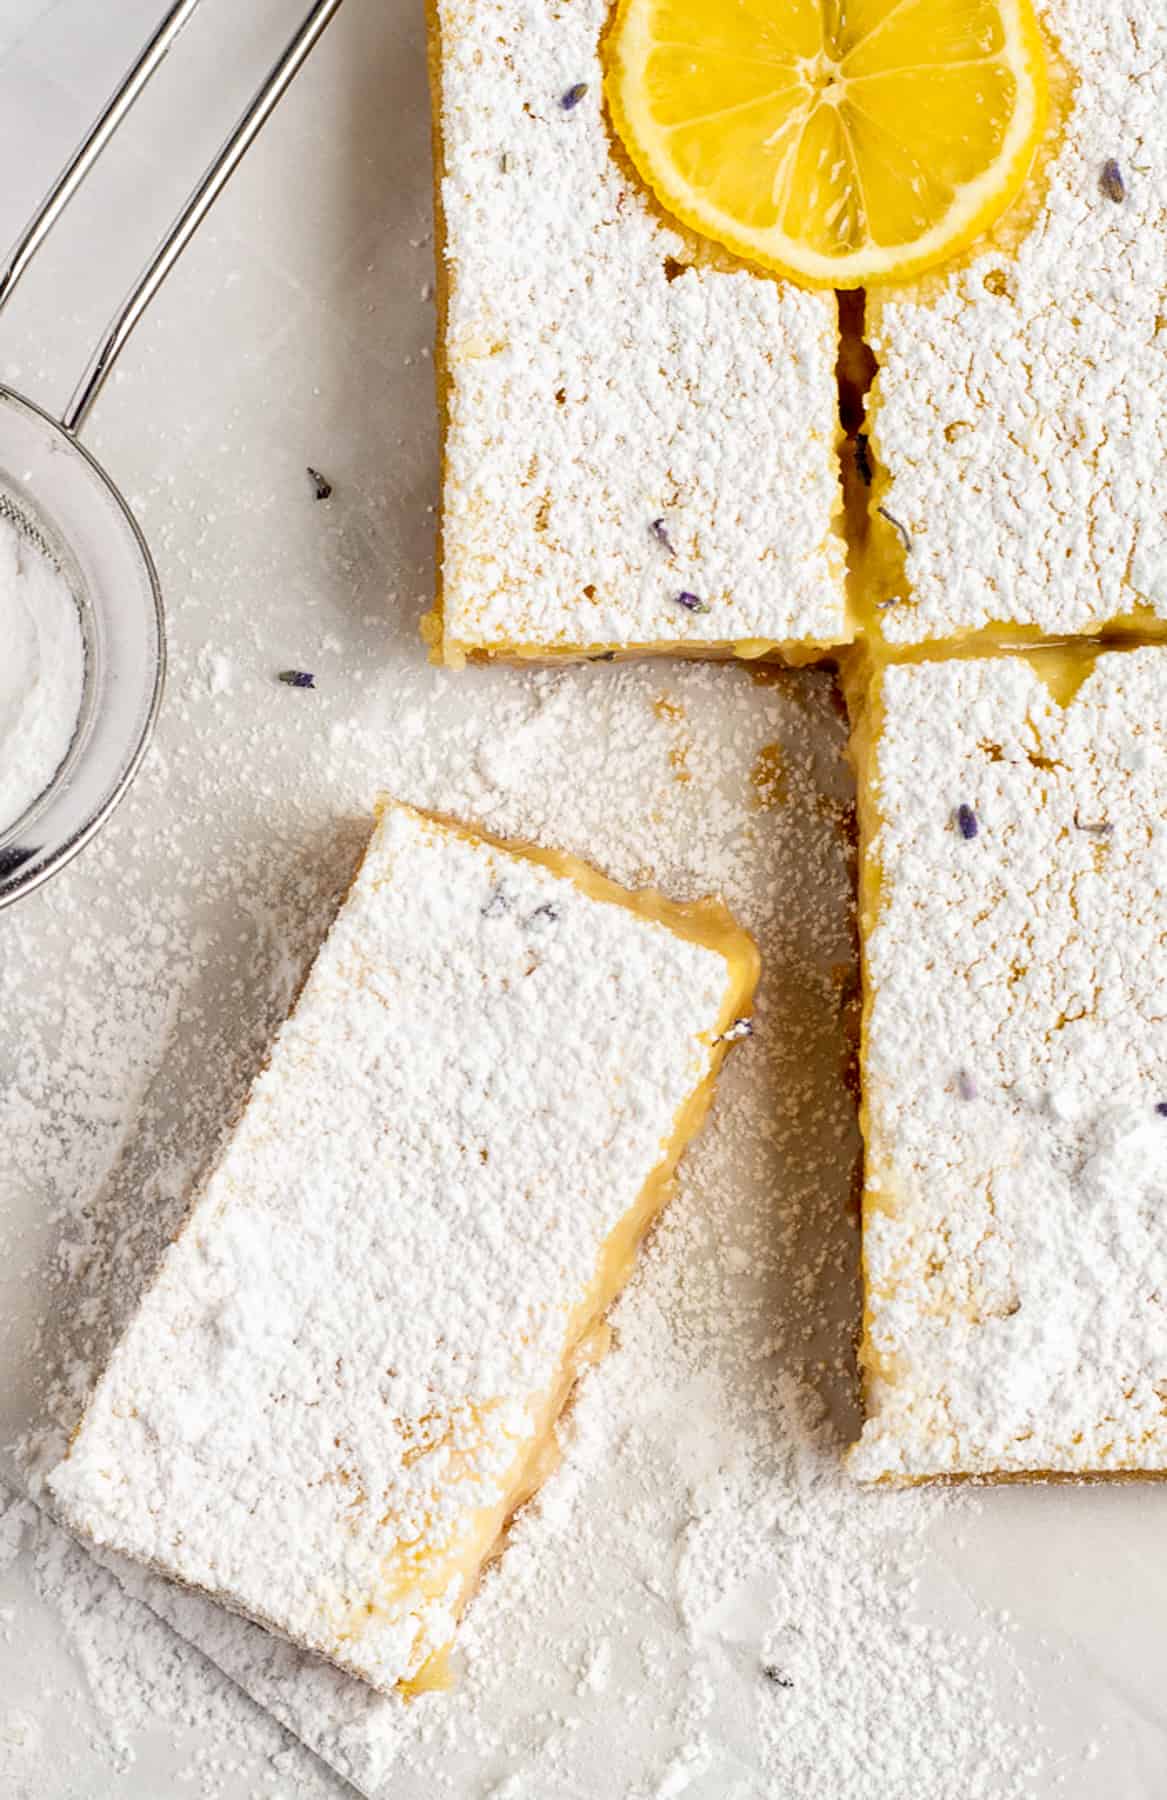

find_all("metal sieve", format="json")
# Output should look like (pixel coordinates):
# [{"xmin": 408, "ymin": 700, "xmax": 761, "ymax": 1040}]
[{"xmin": 0, "ymin": 0, "xmax": 345, "ymax": 908}]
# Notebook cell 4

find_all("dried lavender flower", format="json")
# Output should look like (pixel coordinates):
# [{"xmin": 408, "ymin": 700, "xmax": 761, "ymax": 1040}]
[
  {"xmin": 956, "ymin": 1069, "xmax": 977, "ymax": 1101},
  {"xmin": 718, "ymin": 1018, "xmax": 755, "ymax": 1044},
  {"xmin": 650, "ymin": 517, "xmax": 676, "ymax": 555},
  {"xmin": 955, "ymin": 803, "xmax": 978, "ymax": 840},
  {"xmin": 877, "ymin": 505, "xmax": 913, "ymax": 553},
  {"xmin": 675, "ymin": 591, "xmax": 711, "ymax": 615},
  {"xmin": 278, "ymin": 670, "xmax": 315, "ymax": 688},
  {"xmin": 1073, "ymin": 808, "xmax": 1113, "ymax": 836},
  {"xmin": 1156, "ymin": 1102, "xmax": 1167, "ymax": 1119},
  {"xmin": 762, "ymin": 1666, "xmax": 794, "ymax": 1689},
  {"xmin": 561, "ymin": 82, "xmax": 588, "ymax": 110},
  {"xmin": 1099, "ymin": 158, "xmax": 1126, "ymax": 203},
  {"xmin": 481, "ymin": 888, "xmax": 511, "ymax": 919}
]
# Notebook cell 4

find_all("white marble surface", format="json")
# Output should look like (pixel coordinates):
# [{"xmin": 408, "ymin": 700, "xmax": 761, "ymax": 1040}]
[{"xmin": 1, "ymin": 2, "xmax": 1166, "ymax": 1797}]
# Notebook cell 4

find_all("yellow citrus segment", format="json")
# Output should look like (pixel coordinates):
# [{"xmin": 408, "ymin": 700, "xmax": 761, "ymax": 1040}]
[{"xmin": 605, "ymin": 0, "xmax": 1049, "ymax": 288}]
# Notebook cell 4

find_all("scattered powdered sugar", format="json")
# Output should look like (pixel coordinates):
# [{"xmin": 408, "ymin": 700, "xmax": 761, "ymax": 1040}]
[
  {"xmin": 3, "ymin": 646, "xmax": 1054, "ymax": 1795},
  {"xmin": 95, "ymin": 1161, "xmax": 1044, "ymax": 1799},
  {"xmin": 0, "ymin": 513, "xmax": 86, "ymax": 836},
  {"xmin": 0, "ymin": 1482, "xmax": 340, "ymax": 1799}
]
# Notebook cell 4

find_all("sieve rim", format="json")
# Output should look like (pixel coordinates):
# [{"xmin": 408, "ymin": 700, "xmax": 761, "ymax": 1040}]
[{"xmin": 0, "ymin": 385, "xmax": 166, "ymax": 909}]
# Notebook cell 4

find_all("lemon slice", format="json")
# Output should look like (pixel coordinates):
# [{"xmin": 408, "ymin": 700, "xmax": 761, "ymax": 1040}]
[{"xmin": 604, "ymin": 0, "xmax": 1049, "ymax": 288}]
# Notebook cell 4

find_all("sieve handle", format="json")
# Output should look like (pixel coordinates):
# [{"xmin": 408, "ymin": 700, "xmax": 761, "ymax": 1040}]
[
  {"xmin": 0, "ymin": 0, "xmax": 204, "ymax": 317},
  {"xmin": 61, "ymin": 0, "xmax": 348, "ymax": 438}
]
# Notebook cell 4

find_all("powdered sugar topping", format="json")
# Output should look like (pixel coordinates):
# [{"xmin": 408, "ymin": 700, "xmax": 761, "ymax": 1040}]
[{"xmin": 856, "ymin": 650, "xmax": 1167, "ymax": 1478}]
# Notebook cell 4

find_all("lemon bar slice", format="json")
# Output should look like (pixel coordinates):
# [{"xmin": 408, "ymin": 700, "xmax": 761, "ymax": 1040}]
[
  {"xmin": 851, "ymin": 649, "xmax": 1167, "ymax": 1482},
  {"xmin": 423, "ymin": 0, "xmax": 848, "ymax": 667},
  {"xmin": 48, "ymin": 802, "xmax": 757, "ymax": 1690},
  {"xmin": 866, "ymin": 1, "xmax": 1167, "ymax": 647}
]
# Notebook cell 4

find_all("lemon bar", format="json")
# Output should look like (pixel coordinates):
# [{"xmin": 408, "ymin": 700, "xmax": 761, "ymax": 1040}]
[
  {"xmin": 866, "ymin": 0, "xmax": 1167, "ymax": 646},
  {"xmin": 423, "ymin": 0, "xmax": 848, "ymax": 667},
  {"xmin": 49, "ymin": 802, "xmax": 757, "ymax": 1690},
  {"xmin": 851, "ymin": 649, "xmax": 1167, "ymax": 1482}
]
